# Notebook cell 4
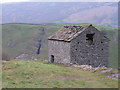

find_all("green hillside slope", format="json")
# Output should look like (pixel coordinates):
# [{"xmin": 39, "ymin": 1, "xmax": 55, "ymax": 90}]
[
  {"xmin": 2, "ymin": 23, "xmax": 118, "ymax": 68},
  {"xmin": 2, "ymin": 60, "xmax": 118, "ymax": 88}
]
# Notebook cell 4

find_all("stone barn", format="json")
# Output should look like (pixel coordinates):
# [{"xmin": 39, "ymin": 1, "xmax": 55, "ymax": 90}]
[{"xmin": 48, "ymin": 24, "xmax": 110, "ymax": 67}]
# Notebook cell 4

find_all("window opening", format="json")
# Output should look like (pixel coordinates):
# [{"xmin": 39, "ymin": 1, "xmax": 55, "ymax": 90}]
[{"xmin": 86, "ymin": 33, "xmax": 94, "ymax": 45}]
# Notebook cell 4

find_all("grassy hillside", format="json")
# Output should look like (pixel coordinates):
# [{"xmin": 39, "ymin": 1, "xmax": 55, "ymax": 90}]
[
  {"xmin": 2, "ymin": 60, "xmax": 118, "ymax": 88},
  {"xmin": 2, "ymin": 23, "xmax": 118, "ymax": 68},
  {"xmin": 3, "ymin": 24, "xmax": 38, "ymax": 60}
]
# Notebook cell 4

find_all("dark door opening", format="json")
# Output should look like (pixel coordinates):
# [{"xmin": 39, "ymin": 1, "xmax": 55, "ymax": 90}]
[
  {"xmin": 86, "ymin": 33, "xmax": 94, "ymax": 45},
  {"xmin": 51, "ymin": 55, "xmax": 54, "ymax": 63}
]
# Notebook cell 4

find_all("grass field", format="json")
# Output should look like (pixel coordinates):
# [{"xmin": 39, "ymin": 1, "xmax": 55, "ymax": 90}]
[{"xmin": 2, "ymin": 60, "xmax": 118, "ymax": 88}]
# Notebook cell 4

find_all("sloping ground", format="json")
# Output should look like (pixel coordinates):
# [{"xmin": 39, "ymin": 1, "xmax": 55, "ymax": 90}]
[{"xmin": 2, "ymin": 60, "xmax": 118, "ymax": 88}]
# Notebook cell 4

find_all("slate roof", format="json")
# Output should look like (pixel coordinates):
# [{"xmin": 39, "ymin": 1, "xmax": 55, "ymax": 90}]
[{"xmin": 48, "ymin": 24, "xmax": 92, "ymax": 42}]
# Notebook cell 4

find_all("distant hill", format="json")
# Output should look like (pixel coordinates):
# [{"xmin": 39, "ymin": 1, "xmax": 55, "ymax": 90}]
[
  {"xmin": 2, "ymin": 2, "xmax": 118, "ymax": 26},
  {"xmin": 2, "ymin": 23, "xmax": 118, "ymax": 68}
]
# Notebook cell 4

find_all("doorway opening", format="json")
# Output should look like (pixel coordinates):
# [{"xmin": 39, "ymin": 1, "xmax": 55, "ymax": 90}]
[{"xmin": 51, "ymin": 55, "xmax": 54, "ymax": 63}]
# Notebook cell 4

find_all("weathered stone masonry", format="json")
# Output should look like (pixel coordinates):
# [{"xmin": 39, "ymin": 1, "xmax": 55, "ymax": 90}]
[
  {"xmin": 48, "ymin": 24, "xmax": 110, "ymax": 67},
  {"xmin": 48, "ymin": 40, "xmax": 70, "ymax": 64}
]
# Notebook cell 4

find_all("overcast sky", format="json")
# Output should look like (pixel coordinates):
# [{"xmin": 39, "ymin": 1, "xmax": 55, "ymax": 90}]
[{"xmin": 1, "ymin": 0, "xmax": 119, "ymax": 3}]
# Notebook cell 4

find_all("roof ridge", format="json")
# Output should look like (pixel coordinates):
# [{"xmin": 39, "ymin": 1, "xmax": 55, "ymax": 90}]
[{"xmin": 48, "ymin": 24, "xmax": 94, "ymax": 41}]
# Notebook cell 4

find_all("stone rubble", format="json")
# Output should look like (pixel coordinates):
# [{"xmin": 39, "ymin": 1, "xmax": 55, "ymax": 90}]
[
  {"xmin": 71, "ymin": 64, "xmax": 119, "ymax": 79},
  {"xmin": 15, "ymin": 53, "xmax": 37, "ymax": 60}
]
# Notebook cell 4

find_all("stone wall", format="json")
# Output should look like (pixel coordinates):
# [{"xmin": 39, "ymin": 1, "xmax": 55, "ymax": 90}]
[
  {"xmin": 70, "ymin": 26, "xmax": 109, "ymax": 67},
  {"xmin": 48, "ymin": 40, "xmax": 71, "ymax": 64}
]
